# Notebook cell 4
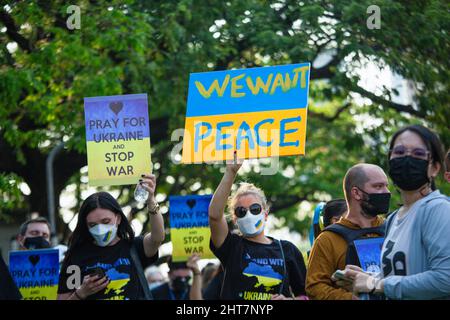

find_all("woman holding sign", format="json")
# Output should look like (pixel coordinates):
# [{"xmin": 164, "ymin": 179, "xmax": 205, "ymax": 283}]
[
  {"xmin": 57, "ymin": 174, "xmax": 165, "ymax": 300},
  {"xmin": 209, "ymin": 153, "xmax": 307, "ymax": 300},
  {"xmin": 342, "ymin": 125, "xmax": 450, "ymax": 299}
]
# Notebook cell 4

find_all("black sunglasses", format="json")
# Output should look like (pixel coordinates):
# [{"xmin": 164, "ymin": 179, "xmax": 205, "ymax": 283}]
[{"xmin": 234, "ymin": 203, "xmax": 263, "ymax": 218}]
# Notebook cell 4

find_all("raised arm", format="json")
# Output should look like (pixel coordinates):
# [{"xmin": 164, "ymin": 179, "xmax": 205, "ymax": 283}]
[
  {"xmin": 209, "ymin": 157, "xmax": 242, "ymax": 249},
  {"xmin": 141, "ymin": 174, "xmax": 165, "ymax": 258}
]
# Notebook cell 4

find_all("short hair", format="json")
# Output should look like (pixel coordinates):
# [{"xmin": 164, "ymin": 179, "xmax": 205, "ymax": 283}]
[
  {"xmin": 19, "ymin": 217, "xmax": 51, "ymax": 236},
  {"xmin": 228, "ymin": 182, "xmax": 270, "ymax": 217},
  {"xmin": 445, "ymin": 149, "xmax": 450, "ymax": 172},
  {"xmin": 322, "ymin": 199, "xmax": 347, "ymax": 227},
  {"xmin": 343, "ymin": 164, "xmax": 370, "ymax": 203},
  {"xmin": 167, "ymin": 257, "xmax": 187, "ymax": 272}
]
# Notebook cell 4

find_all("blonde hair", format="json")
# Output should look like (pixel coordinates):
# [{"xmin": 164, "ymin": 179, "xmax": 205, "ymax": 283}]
[{"xmin": 227, "ymin": 182, "xmax": 270, "ymax": 217}]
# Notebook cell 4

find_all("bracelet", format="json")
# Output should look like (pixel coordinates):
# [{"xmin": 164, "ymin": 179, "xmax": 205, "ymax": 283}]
[
  {"xmin": 74, "ymin": 289, "xmax": 84, "ymax": 300},
  {"xmin": 193, "ymin": 272, "xmax": 201, "ymax": 276},
  {"xmin": 148, "ymin": 202, "xmax": 160, "ymax": 215}
]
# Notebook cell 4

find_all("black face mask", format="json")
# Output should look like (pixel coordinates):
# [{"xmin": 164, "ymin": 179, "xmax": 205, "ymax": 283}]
[
  {"xmin": 358, "ymin": 188, "xmax": 391, "ymax": 217},
  {"xmin": 24, "ymin": 236, "xmax": 51, "ymax": 250},
  {"xmin": 388, "ymin": 156, "xmax": 430, "ymax": 191},
  {"xmin": 171, "ymin": 276, "xmax": 190, "ymax": 293}
]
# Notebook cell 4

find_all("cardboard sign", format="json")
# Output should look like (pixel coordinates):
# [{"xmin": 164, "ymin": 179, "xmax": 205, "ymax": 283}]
[
  {"xmin": 84, "ymin": 93, "xmax": 151, "ymax": 186},
  {"xmin": 182, "ymin": 63, "xmax": 310, "ymax": 163},
  {"xmin": 354, "ymin": 237, "xmax": 385, "ymax": 273},
  {"xmin": 169, "ymin": 195, "xmax": 214, "ymax": 262},
  {"xmin": 9, "ymin": 249, "xmax": 59, "ymax": 300}
]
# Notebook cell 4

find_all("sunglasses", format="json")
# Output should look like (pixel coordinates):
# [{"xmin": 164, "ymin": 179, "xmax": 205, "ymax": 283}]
[
  {"xmin": 390, "ymin": 145, "xmax": 430, "ymax": 159},
  {"xmin": 234, "ymin": 203, "xmax": 263, "ymax": 218}
]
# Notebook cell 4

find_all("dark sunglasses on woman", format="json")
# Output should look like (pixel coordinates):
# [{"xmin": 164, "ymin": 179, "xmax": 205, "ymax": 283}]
[{"xmin": 234, "ymin": 203, "xmax": 263, "ymax": 218}]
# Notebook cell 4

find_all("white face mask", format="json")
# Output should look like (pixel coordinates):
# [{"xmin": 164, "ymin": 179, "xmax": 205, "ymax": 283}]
[
  {"xmin": 89, "ymin": 217, "xmax": 118, "ymax": 247},
  {"xmin": 236, "ymin": 210, "xmax": 266, "ymax": 237}
]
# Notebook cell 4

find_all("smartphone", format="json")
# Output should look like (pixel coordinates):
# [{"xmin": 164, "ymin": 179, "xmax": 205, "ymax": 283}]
[
  {"xmin": 89, "ymin": 267, "xmax": 106, "ymax": 279},
  {"xmin": 332, "ymin": 269, "xmax": 348, "ymax": 281}
]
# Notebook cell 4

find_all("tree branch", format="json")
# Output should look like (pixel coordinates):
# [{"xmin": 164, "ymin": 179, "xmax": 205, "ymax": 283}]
[
  {"xmin": 309, "ymin": 102, "xmax": 351, "ymax": 122},
  {"xmin": 0, "ymin": 9, "xmax": 33, "ymax": 52},
  {"xmin": 347, "ymin": 80, "xmax": 427, "ymax": 118}
]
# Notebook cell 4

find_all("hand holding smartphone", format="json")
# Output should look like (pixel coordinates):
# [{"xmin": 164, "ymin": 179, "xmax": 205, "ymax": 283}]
[
  {"xmin": 332, "ymin": 269, "xmax": 350, "ymax": 282},
  {"xmin": 89, "ymin": 267, "xmax": 106, "ymax": 279}
]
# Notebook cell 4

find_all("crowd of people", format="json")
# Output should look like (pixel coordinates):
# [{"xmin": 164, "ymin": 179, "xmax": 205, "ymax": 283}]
[{"xmin": 1, "ymin": 124, "xmax": 450, "ymax": 300}]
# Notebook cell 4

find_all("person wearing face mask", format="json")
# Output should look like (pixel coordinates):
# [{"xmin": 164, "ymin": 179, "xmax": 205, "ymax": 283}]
[
  {"xmin": 208, "ymin": 155, "xmax": 307, "ymax": 300},
  {"xmin": 344, "ymin": 125, "xmax": 450, "ymax": 300},
  {"xmin": 145, "ymin": 266, "xmax": 166, "ymax": 291},
  {"xmin": 57, "ymin": 174, "xmax": 165, "ymax": 300},
  {"xmin": 306, "ymin": 163, "xmax": 390, "ymax": 300},
  {"xmin": 150, "ymin": 257, "xmax": 195, "ymax": 300},
  {"xmin": 17, "ymin": 217, "xmax": 52, "ymax": 250}
]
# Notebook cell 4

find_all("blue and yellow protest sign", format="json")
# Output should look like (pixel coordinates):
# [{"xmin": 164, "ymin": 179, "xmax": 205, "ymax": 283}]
[
  {"xmin": 354, "ymin": 237, "xmax": 385, "ymax": 273},
  {"xmin": 181, "ymin": 63, "xmax": 311, "ymax": 163},
  {"xmin": 9, "ymin": 249, "xmax": 59, "ymax": 300},
  {"xmin": 84, "ymin": 94, "xmax": 151, "ymax": 186},
  {"xmin": 169, "ymin": 195, "xmax": 214, "ymax": 262}
]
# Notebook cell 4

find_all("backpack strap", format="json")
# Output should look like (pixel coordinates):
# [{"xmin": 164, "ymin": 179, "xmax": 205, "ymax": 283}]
[
  {"xmin": 129, "ymin": 243, "xmax": 154, "ymax": 300},
  {"xmin": 323, "ymin": 223, "xmax": 385, "ymax": 266},
  {"xmin": 277, "ymin": 239, "xmax": 288, "ymax": 295},
  {"xmin": 324, "ymin": 223, "xmax": 385, "ymax": 243},
  {"xmin": 385, "ymin": 210, "xmax": 399, "ymax": 237}
]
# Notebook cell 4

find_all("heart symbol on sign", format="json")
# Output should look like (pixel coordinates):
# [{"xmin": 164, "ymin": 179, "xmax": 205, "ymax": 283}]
[
  {"xmin": 28, "ymin": 255, "xmax": 40, "ymax": 267},
  {"xmin": 109, "ymin": 101, "xmax": 123, "ymax": 116},
  {"xmin": 186, "ymin": 199, "xmax": 196, "ymax": 210}
]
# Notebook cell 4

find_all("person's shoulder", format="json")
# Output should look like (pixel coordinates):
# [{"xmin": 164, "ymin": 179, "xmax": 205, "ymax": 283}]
[
  {"xmin": 422, "ymin": 195, "xmax": 450, "ymax": 218},
  {"xmin": 315, "ymin": 227, "xmax": 347, "ymax": 245},
  {"xmin": 279, "ymin": 239, "xmax": 299, "ymax": 252}
]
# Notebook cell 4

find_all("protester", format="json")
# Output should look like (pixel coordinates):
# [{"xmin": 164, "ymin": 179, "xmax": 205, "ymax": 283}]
[
  {"xmin": 185, "ymin": 258, "xmax": 223, "ymax": 300},
  {"xmin": 17, "ymin": 217, "xmax": 51, "ymax": 250},
  {"xmin": 151, "ymin": 255, "xmax": 199, "ymax": 300},
  {"xmin": 145, "ymin": 265, "xmax": 166, "ymax": 291},
  {"xmin": 306, "ymin": 163, "xmax": 390, "ymax": 300},
  {"xmin": 208, "ymin": 154, "xmax": 307, "ymax": 300},
  {"xmin": 344, "ymin": 125, "xmax": 450, "ymax": 299},
  {"xmin": 312, "ymin": 199, "xmax": 347, "ymax": 240},
  {"xmin": 57, "ymin": 174, "xmax": 165, "ymax": 300}
]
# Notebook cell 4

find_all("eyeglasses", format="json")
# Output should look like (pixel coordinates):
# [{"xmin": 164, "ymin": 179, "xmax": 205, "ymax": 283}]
[
  {"xmin": 390, "ymin": 145, "xmax": 430, "ymax": 159},
  {"xmin": 234, "ymin": 203, "xmax": 263, "ymax": 218}
]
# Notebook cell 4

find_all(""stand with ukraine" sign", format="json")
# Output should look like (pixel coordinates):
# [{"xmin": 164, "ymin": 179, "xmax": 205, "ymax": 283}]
[
  {"xmin": 182, "ymin": 63, "xmax": 310, "ymax": 163},
  {"xmin": 84, "ymin": 94, "xmax": 151, "ymax": 186}
]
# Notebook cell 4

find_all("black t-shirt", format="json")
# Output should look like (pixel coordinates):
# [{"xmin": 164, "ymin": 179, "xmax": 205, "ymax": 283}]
[
  {"xmin": 150, "ymin": 282, "xmax": 191, "ymax": 300},
  {"xmin": 58, "ymin": 236, "xmax": 157, "ymax": 300},
  {"xmin": 210, "ymin": 232, "xmax": 306, "ymax": 300}
]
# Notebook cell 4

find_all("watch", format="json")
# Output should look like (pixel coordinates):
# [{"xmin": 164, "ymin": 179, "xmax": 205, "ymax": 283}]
[{"xmin": 148, "ymin": 202, "xmax": 160, "ymax": 215}]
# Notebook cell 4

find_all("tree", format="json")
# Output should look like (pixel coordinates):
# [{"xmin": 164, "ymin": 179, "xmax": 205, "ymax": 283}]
[{"xmin": 1, "ymin": 0, "xmax": 448, "ymax": 242}]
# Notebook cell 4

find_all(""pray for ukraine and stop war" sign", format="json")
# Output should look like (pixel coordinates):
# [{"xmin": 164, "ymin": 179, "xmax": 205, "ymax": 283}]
[
  {"xmin": 181, "ymin": 63, "xmax": 311, "ymax": 163},
  {"xmin": 84, "ymin": 94, "xmax": 151, "ymax": 186}
]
